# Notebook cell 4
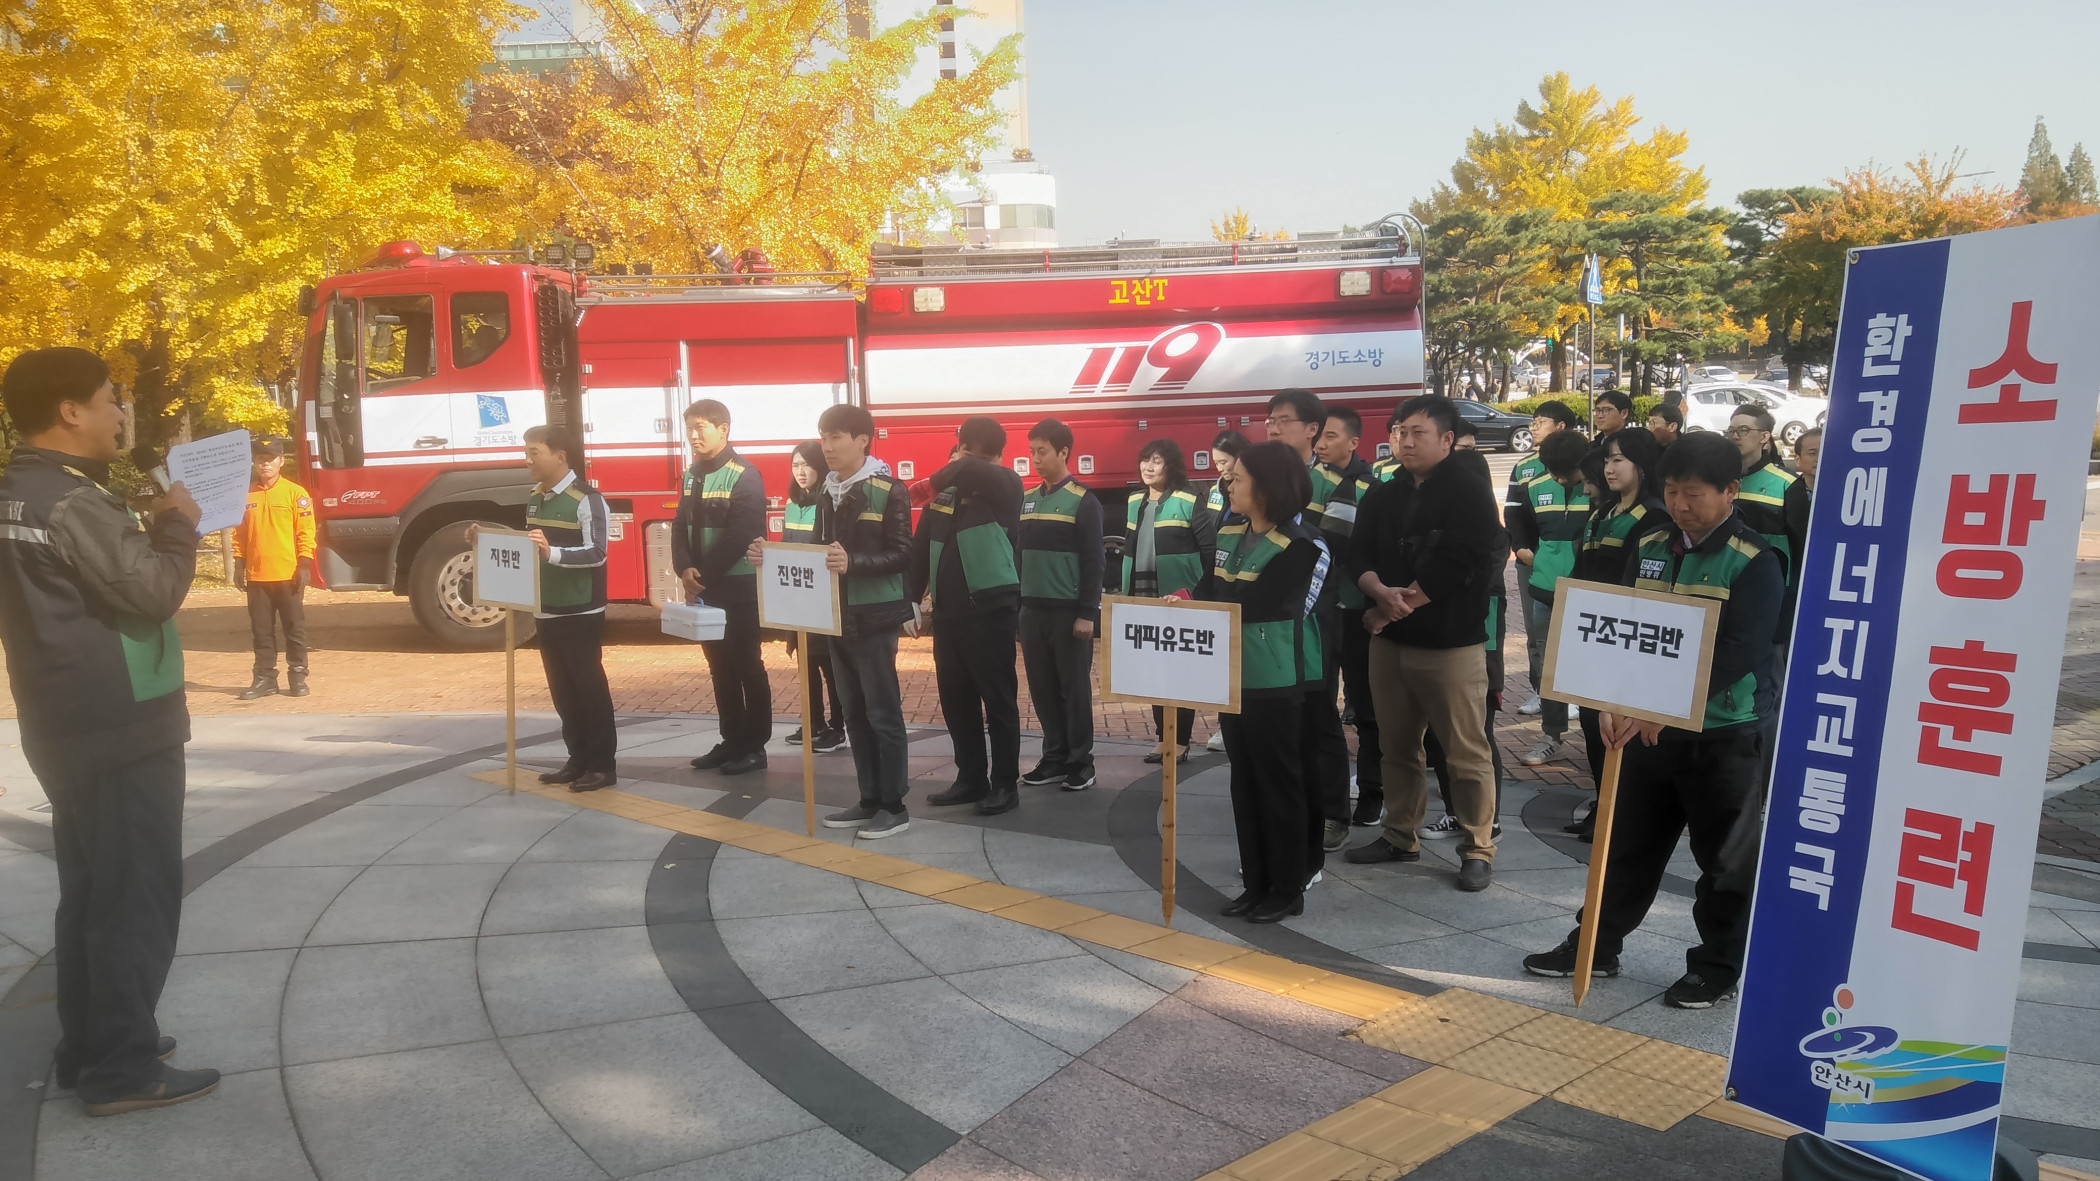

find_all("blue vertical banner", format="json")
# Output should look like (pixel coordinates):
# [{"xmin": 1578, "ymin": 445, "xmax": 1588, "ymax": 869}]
[{"xmin": 1729, "ymin": 217, "xmax": 2100, "ymax": 1180}]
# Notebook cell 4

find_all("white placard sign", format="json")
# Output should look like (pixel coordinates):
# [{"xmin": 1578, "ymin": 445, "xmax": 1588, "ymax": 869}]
[
  {"xmin": 756, "ymin": 542, "xmax": 841, "ymax": 636},
  {"xmin": 1539, "ymin": 578, "xmax": 1721, "ymax": 730},
  {"xmin": 165, "ymin": 429, "xmax": 253, "ymax": 535},
  {"xmin": 472, "ymin": 528, "xmax": 540, "ymax": 613},
  {"xmin": 1100, "ymin": 595, "xmax": 1241, "ymax": 713}
]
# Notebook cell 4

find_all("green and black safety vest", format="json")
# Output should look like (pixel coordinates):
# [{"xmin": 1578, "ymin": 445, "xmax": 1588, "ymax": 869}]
[
  {"xmin": 843, "ymin": 477, "xmax": 908, "ymax": 608},
  {"xmin": 1630, "ymin": 523, "xmax": 1769, "ymax": 731},
  {"xmin": 1736, "ymin": 460, "xmax": 1801, "ymax": 583},
  {"xmin": 1019, "ymin": 477, "xmax": 1094, "ymax": 606},
  {"xmin": 1123, "ymin": 488, "xmax": 1207, "ymax": 597},
  {"xmin": 1315, "ymin": 458, "xmax": 1378, "ymax": 610},
  {"xmin": 922, "ymin": 475, "xmax": 1019, "ymax": 609},
  {"xmin": 1577, "ymin": 498, "xmax": 1661, "ymax": 584},
  {"xmin": 1518, "ymin": 473, "xmax": 1590, "ymax": 598},
  {"xmin": 681, "ymin": 455, "xmax": 757, "ymax": 578},
  {"xmin": 527, "ymin": 478, "xmax": 608, "ymax": 614},
  {"xmin": 782, "ymin": 499, "xmax": 817, "ymax": 544},
  {"xmin": 1211, "ymin": 520, "xmax": 1325, "ymax": 695}
]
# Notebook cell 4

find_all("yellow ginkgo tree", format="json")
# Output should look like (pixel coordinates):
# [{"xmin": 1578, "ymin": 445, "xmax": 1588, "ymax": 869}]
[{"xmin": 0, "ymin": 0, "xmax": 530, "ymax": 450}]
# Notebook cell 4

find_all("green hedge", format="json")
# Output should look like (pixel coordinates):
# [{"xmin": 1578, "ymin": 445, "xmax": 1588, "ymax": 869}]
[{"xmin": 1499, "ymin": 393, "xmax": 1663, "ymax": 429}]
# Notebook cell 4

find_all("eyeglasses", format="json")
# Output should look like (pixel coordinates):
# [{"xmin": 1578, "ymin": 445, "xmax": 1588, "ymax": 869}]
[
  {"xmin": 1724, "ymin": 426, "xmax": 1763, "ymax": 439},
  {"xmin": 1265, "ymin": 416, "xmax": 1304, "ymax": 428}
]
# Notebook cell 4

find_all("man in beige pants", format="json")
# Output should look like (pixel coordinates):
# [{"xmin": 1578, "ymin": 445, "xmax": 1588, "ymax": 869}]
[{"xmin": 1341, "ymin": 396, "xmax": 1503, "ymax": 891}]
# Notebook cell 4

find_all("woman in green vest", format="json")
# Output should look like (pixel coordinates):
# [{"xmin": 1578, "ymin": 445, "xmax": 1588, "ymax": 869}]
[
  {"xmin": 1568, "ymin": 427, "xmax": 1665, "ymax": 839},
  {"xmin": 1169, "ymin": 441, "xmax": 1324, "ymax": 924},
  {"xmin": 782, "ymin": 441, "xmax": 844, "ymax": 751},
  {"xmin": 1123, "ymin": 438, "xmax": 1216, "ymax": 760}
]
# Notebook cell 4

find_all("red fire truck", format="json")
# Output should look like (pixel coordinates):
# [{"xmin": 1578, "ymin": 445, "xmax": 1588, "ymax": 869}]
[{"xmin": 293, "ymin": 225, "xmax": 1427, "ymax": 647}]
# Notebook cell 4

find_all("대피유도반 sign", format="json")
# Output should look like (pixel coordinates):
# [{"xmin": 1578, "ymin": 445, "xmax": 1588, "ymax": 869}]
[
  {"xmin": 1099, "ymin": 596, "xmax": 1241, "ymax": 714},
  {"xmin": 1728, "ymin": 215, "xmax": 2100, "ymax": 1181}
]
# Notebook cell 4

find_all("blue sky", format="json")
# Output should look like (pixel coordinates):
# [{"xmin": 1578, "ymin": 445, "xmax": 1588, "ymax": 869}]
[{"xmin": 1020, "ymin": 0, "xmax": 2098, "ymax": 243}]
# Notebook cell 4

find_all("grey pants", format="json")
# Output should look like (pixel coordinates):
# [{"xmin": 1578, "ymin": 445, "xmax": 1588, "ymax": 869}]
[
  {"xmin": 1019, "ymin": 605, "xmax": 1096, "ymax": 772},
  {"xmin": 832, "ymin": 629, "xmax": 909, "ymax": 811}
]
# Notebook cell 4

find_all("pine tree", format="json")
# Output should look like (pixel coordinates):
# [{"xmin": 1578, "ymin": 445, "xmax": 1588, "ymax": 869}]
[
  {"xmin": 2068, "ymin": 144, "xmax": 2100, "ymax": 207},
  {"xmin": 2019, "ymin": 116, "xmax": 2070, "ymax": 210}
]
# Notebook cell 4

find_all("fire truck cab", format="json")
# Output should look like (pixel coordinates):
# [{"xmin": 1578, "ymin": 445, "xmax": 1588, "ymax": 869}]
[{"xmin": 295, "ymin": 225, "xmax": 1425, "ymax": 648}]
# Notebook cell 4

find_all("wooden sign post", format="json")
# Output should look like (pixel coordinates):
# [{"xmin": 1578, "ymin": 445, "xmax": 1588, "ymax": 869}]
[
  {"xmin": 757, "ymin": 541, "xmax": 843, "ymax": 836},
  {"xmin": 1539, "ymin": 578, "xmax": 1722, "ymax": 1005},
  {"xmin": 473, "ymin": 527, "xmax": 542, "ymax": 795},
  {"xmin": 1100, "ymin": 594, "xmax": 1241, "ymax": 924}
]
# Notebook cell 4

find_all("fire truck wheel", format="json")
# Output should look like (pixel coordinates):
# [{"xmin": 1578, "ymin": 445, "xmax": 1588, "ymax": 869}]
[{"xmin": 409, "ymin": 520, "xmax": 534, "ymax": 649}]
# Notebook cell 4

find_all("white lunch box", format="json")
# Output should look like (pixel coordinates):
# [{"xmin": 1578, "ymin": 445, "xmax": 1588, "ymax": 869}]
[{"xmin": 660, "ymin": 601, "xmax": 727, "ymax": 642}]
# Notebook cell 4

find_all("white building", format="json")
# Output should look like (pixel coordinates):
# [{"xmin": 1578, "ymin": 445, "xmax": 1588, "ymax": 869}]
[{"xmin": 868, "ymin": 0, "xmax": 1057, "ymax": 248}]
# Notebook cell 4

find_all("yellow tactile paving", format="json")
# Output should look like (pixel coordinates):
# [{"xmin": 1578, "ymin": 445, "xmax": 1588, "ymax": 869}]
[
  {"xmin": 1443, "ymin": 1036, "xmax": 1601, "ymax": 1095},
  {"xmin": 1700, "ymin": 1099, "xmax": 1800, "ymax": 1138},
  {"xmin": 1125, "ymin": 931, "xmax": 1254, "ymax": 971},
  {"xmin": 881, "ymin": 866, "xmax": 986, "ymax": 896},
  {"xmin": 989, "ymin": 896, "xmax": 1105, "ymax": 931},
  {"xmin": 1409, "ymin": 987, "xmax": 1542, "ymax": 1035},
  {"xmin": 1220, "ymin": 1131, "xmax": 1390, "ymax": 1181},
  {"xmin": 1280, "ymin": 973, "xmax": 1414, "ymax": 1021},
  {"xmin": 720, "ymin": 829, "xmax": 822, "ymax": 855},
  {"xmin": 1207, "ymin": 953, "xmax": 1331, "ymax": 995},
  {"xmin": 823, "ymin": 851, "xmax": 925, "ymax": 882},
  {"xmin": 932, "ymin": 881, "xmax": 1040, "ymax": 913},
  {"xmin": 1060, "ymin": 912, "xmax": 1177, "ymax": 950},
  {"xmin": 1302, "ymin": 1098, "xmax": 1475, "ymax": 1164},
  {"xmin": 1553, "ymin": 1064, "xmax": 1713, "ymax": 1131},
  {"xmin": 1376, "ymin": 1067, "xmax": 1539, "ymax": 1129},
  {"xmin": 2042, "ymin": 1164, "xmax": 2100, "ymax": 1181},
  {"xmin": 1611, "ymin": 1038, "xmax": 1729, "ymax": 1096},
  {"xmin": 1351, "ymin": 1002, "xmax": 1496, "ymax": 1062},
  {"xmin": 775, "ymin": 841, "xmax": 871, "ymax": 870},
  {"xmin": 1501, "ymin": 1011, "xmax": 1649, "ymax": 1063}
]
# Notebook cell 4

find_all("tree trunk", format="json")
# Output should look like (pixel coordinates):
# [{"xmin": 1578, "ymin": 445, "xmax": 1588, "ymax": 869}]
[{"xmin": 1549, "ymin": 335, "xmax": 1566, "ymax": 392}]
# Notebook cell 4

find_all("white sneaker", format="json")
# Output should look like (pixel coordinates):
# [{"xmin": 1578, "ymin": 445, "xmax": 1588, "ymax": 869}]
[
  {"xmin": 1520, "ymin": 739, "xmax": 1567, "ymax": 767},
  {"xmin": 1207, "ymin": 731, "xmax": 1227, "ymax": 753},
  {"xmin": 1517, "ymin": 696, "xmax": 1543, "ymax": 716},
  {"xmin": 1305, "ymin": 870, "xmax": 1323, "ymax": 887},
  {"xmin": 1419, "ymin": 814, "xmax": 1461, "ymax": 839}
]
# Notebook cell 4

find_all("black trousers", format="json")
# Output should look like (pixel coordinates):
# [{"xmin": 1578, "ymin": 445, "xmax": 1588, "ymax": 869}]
[
  {"xmin": 1427, "ymin": 692, "xmax": 1504, "ymax": 819},
  {"xmin": 702, "ymin": 601, "xmax": 773, "ymax": 754},
  {"xmin": 1220, "ymin": 694, "xmax": 1314, "ymax": 904},
  {"xmin": 1586, "ymin": 729, "xmax": 1765, "ymax": 985},
  {"xmin": 1305, "ymin": 610, "xmax": 1352, "ymax": 828},
  {"xmin": 47, "ymin": 745, "xmax": 185, "ymax": 1101},
  {"xmin": 1020, "ymin": 606, "xmax": 1096, "ymax": 771},
  {"xmin": 537, "ymin": 612, "xmax": 617, "ymax": 773},
  {"xmin": 833, "ymin": 628, "xmax": 908, "ymax": 810},
  {"xmin": 1151, "ymin": 704, "xmax": 1194, "ymax": 751},
  {"xmin": 1580, "ymin": 706, "xmax": 1607, "ymax": 788},
  {"xmin": 1341, "ymin": 608, "xmax": 1382, "ymax": 800},
  {"xmin": 247, "ymin": 580, "xmax": 307, "ymax": 675},
  {"xmin": 796, "ymin": 632, "xmax": 843, "ymax": 732},
  {"xmin": 935, "ymin": 607, "xmax": 1021, "ymax": 790}
]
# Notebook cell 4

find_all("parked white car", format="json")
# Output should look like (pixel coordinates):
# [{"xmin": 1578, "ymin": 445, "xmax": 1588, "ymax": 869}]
[{"xmin": 1681, "ymin": 383, "xmax": 1828, "ymax": 445}]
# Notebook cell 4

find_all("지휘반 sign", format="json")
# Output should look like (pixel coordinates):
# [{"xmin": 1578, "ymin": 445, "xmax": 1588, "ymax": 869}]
[{"xmin": 473, "ymin": 527, "xmax": 539, "ymax": 613}]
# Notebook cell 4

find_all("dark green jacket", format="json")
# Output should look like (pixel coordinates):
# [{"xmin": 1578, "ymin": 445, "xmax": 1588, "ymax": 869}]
[
  {"xmin": 1200, "ymin": 518, "xmax": 1326, "ymax": 697},
  {"xmin": 1122, "ymin": 487, "xmax": 1215, "ymax": 598},
  {"xmin": 910, "ymin": 456, "xmax": 1021, "ymax": 615},
  {"xmin": 1315, "ymin": 456, "xmax": 1378, "ymax": 610},
  {"xmin": 815, "ymin": 469, "xmax": 914, "ymax": 637},
  {"xmin": 1628, "ymin": 512, "xmax": 1784, "ymax": 737},
  {"xmin": 671, "ymin": 447, "xmax": 764, "ymax": 606},
  {"xmin": 0, "ymin": 448, "xmax": 195, "ymax": 776},
  {"xmin": 1019, "ymin": 475, "xmax": 1104, "ymax": 617},
  {"xmin": 1735, "ymin": 457, "xmax": 1812, "ymax": 637},
  {"xmin": 1506, "ymin": 472, "xmax": 1590, "ymax": 601},
  {"xmin": 527, "ymin": 474, "xmax": 610, "ymax": 615}
]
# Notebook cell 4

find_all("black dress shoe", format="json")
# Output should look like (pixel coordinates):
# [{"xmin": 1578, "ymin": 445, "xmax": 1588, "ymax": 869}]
[
  {"xmin": 689, "ymin": 745, "xmax": 734, "ymax": 771},
  {"xmin": 570, "ymin": 770, "xmax": 617, "ymax": 792},
  {"xmin": 1219, "ymin": 893, "xmax": 1260, "ymax": 917},
  {"xmin": 237, "ymin": 674, "xmax": 277, "ymax": 701},
  {"xmin": 57, "ymin": 1037, "xmax": 175, "ymax": 1090},
  {"xmin": 718, "ymin": 752, "xmax": 767, "ymax": 776},
  {"xmin": 538, "ymin": 763, "xmax": 585, "ymax": 784},
  {"xmin": 977, "ymin": 785, "xmax": 1019, "ymax": 816},
  {"xmin": 1247, "ymin": 896, "xmax": 1305, "ymax": 924},
  {"xmin": 928, "ymin": 782, "xmax": 987, "ymax": 806},
  {"xmin": 83, "ymin": 1065, "xmax": 221, "ymax": 1117},
  {"xmin": 1343, "ymin": 837, "xmax": 1421, "ymax": 865}
]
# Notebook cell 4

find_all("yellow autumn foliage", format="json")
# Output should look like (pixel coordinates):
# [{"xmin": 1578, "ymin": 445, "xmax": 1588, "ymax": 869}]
[
  {"xmin": 474, "ymin": 0, "xmax": 1022, "ymax": 275},
  {"xmin": 0, "ymin": 0, "xmax": 532, "ymax": 445}
]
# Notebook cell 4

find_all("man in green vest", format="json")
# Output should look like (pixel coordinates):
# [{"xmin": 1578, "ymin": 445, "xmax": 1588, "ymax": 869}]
[
  {"xmin": 1266, "ymin": 387, "xmax": 1351, "ymax": 855},
  {"xmin": 1507, "ymin": 399, "xmax": 1580, "ymax": 717},
  {"xmin": 672, "ymin": 398, "xmax": 772, "ymax": 776},
  {"xmin": 1727, "ymin": 402, "xmax": 1811, "ymax": 786},
  {"xmin": 516, "ymin": 424, "xmax": 617, "ymax": 790},
  {"xmin": 1017, "ymin": 418, "xmax": 1104, "ymax": 792},
  {"xmin": 911, "ymin": 415, "xmax": 1025, "ymax": 816},
  {"xmin": 1506, "ymin": 430, "xmax": 1590, "ymax": 767},
  {"xmin": 1522, "ymin": 432, "xmax": 1782, "ymax": 1010},
  {"xmin": 0, "ymin": 348, "xmax": 217, "ymax": 1115},
  {"xmin": 1315, "ymin": 406, "xmax": 1385, "ymax": 827},
  {"xmin": 752, "ymin": 404, "xmax": 916, "ymax": 837}
]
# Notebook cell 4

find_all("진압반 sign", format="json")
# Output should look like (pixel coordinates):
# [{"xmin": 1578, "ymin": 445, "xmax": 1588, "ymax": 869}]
[
  {"xmin": 1539, "ymin": 579, "xmax": 1721, "ymax": 730},
  {"xmin": 1728, "ymin": 216, "xmax": 2100, "ymax": 1181},
  {"xmin": 473, "ymin": 528, "xmax": 539, "ymax": 613},
  {"xmin": 756, "ymin": 541, "xmax": 841, "ymax": 637},
  {"xmin": 1099, "ymin": 595, "xmax": 1240, "ymax": 714}
]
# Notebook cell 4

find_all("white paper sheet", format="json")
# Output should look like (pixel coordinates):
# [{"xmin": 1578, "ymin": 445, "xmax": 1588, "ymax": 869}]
[{"xmin": 165, "ymin": 429, "xmax": 252, "ymax": 535}]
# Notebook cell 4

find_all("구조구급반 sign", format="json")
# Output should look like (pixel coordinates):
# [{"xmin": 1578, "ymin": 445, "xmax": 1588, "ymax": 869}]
[
  {"xmin": 1539, "ymin": 579, "xmax": 1721, "ymax": 730},
  {"xmin": 1728, "ymin": 216, "xmax": 2100, "ymax": 1181}
]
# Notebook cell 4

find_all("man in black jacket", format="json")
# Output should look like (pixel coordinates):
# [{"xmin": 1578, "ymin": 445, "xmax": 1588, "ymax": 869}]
[
  {"xmin": 673, "ymin": 399, "xmax": 772, "ymax": 775},
  {"xmin": 0, "ymin": 348, "xmax": 219, "ymax": 1115},
  {"xmin": 1341, "ymin": 396, "xmax": 1502, "ymax": 892},
  {"xmin": 911, "ymin": 416, "xmax": 1026, "ymax": 816}
]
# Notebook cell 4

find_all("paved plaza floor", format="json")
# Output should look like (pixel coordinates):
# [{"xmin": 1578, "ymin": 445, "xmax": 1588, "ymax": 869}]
[{"xmin": 2, "ymin": 710, "xmax": 2097, "ymax": 1180}]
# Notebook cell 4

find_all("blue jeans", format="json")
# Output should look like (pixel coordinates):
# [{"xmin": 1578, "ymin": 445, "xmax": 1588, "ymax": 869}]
[{"xmin": 1525, "ymin": 594, "xmax": 1568, "ymax": 739}]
